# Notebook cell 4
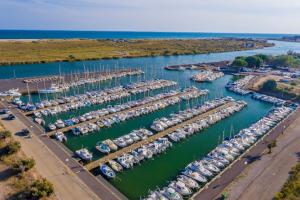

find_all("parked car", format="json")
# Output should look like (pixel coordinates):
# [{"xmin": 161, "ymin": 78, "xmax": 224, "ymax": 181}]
[
  {"xmin": 6, "ymin": 114, "xmax": 15, "ymax": 120},
  {"xmin": 0, "ymin": 109, "xmax": 10, "ymax": 115}
]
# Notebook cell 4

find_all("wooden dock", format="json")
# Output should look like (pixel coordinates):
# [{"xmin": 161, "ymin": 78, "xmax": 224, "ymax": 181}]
[
  {"xmin": 85, "ymin": 102, "xmax": 235, "ymax": 170},
  {"xmin": 48, "ymin": 89, "xmax": 206, "ymax": 136}
]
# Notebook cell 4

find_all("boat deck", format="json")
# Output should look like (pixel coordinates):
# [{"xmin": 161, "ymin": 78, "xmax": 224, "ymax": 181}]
[
  {"xmin": 85, "ymin": 101, "xmax": 234, "ymax": 170},
  {"xmin": 47, "ymin": 89, "xmax": 206, "ymax": 136}
]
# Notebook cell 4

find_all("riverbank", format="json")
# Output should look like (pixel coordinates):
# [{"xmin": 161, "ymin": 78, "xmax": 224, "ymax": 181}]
[{"xmin": 0, "ymin": 38, "xmax": 273, "ymax": 66}]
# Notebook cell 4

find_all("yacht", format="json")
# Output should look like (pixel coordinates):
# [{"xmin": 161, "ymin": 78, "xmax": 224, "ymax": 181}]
[
  {"xmin": 38, "ymin": 84, "xmax": 66, "ymax": 94},
  {"xmin": 75, "ymin": 148, "xmax": 93, "ymax": 161},
  {"xmin": 0, "ymin": 88, "xmax": 21, "ymax": 97},
  {"xmin": 177, "ymin": 175, "xmax": 199, "ymax": 190},
  {"xmin": 169, "ymin": 181, "xmax": 192, "ymax": 196},
  {"xmin": 161, "ymin": 187, "xmax": 183, "ymax": 200},
  {"xmin": 182, "ymin": 169, "xmax": 207, "ymax": 183}
]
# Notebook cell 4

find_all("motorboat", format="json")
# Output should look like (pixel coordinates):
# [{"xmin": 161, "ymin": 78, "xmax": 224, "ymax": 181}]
[
  {"xmin": 55, "ymin": 131, "xmax": 67, "ymax": 142},
  {"xmin": 108, "ymin": 160, "xmax": 123, "ymax": 172},
  {"xmin": 96, "ymin": 142, "xmax": 110, "ymax": 154},
  {"xmin": 100, "ymin": 164, "xmax": 116, "ymax": 178}
]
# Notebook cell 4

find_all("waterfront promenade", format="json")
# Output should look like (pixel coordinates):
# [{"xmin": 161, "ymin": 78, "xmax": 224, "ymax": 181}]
[
  {"xmin": 0, "ymin": 100, "xmax": 128, "ymax": 200},
  {"xmin": 192, "ymin": 106, "xmax": 300, "ymax": 200}
]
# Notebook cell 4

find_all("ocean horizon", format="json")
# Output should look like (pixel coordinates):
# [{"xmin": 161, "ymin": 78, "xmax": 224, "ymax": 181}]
[{"xmin": 0, "ymin": 30, "xmax": 298, "ymax": 39}]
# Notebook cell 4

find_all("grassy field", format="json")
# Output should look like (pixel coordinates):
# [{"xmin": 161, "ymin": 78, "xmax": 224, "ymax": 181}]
[{"xmin": 0, "ymin": 39, "xmax": 273, "ymax": 65}]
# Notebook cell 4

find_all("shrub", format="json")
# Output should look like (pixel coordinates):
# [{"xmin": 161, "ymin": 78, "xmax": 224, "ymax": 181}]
[
  {"xmin": 6, "ymin": 141, "xmax": 21, "ymax": 155},
  {"xmin": 12, "ymin": 158, "xmax": 35, "ymax": 173},
  {"xmin": 0, "ymin": 130, "xmax": 12, "ymax": 140},
  {"xmin": 30, "ymin": 178, "xmax": 54, "ymax": 199}
]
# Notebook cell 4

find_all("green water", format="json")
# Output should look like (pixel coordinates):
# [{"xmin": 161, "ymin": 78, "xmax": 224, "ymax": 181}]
[
  {"xmin": 60, "ymin": 75, "xmax": 271, "ymax": 200},
  {"xmin": 25, "ymin": 71, "xmax": 272, "ymax": 200}
]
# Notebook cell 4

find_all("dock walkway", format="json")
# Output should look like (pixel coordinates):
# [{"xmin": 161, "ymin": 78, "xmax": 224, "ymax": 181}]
[
  {"xmin": 85, "ymin": 102, "xmax": 234, "ymax": 170},
  {"xmin": 48, "ymin": 89, "xmax": 205, "ymax": 136}
]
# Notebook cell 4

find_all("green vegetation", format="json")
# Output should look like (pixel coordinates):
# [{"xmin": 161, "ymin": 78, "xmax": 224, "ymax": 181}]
[
  {"xmin": 262, "ymin": 79, "xmax": 277, "ymax": 91},
  {"xmin": 231, "ymin": 53, "xmax": 300, "ymax": 69},
  {"xmin": 30, "ymin": 178, "xmax": 54, "ymax": 199},
  {"xmin": 275, "ymin": 162, "xmax": 300, "ymax": 200},
  {"xmin": 12, "ymin": 158, "xmax": 35, "ymax": 173},
  {"xmin": 0, "ymin": 130, "xmax": 12, "ymax": 140},
  {"xmin": 0, "ymin": 39, "xmax": 272, "ymax": 65}
]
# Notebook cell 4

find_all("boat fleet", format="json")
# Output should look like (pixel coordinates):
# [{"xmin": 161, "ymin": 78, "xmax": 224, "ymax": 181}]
[
  {"xmin": 48, "ymin": 87, "xmax": 207, "ymax": 133},
  {"xmin": 15, "ymin": 79, "xmax": 177, "ymax": 114},
  {"xmin": 252, "ymin": 92, "xmax": 286, "ymax": 106},
  {"xmin": 143, "ymin": 106, "xmax": 293, "ymax": 200},
  {"xmin": 226, "ymin": 75, "xmax": 255, "ymax": 95},
  {"xmin": 191, "ymin": 71, "xmax": 224, "ymax": 82},
  {"xmin": 97, "ymin": 99, "xmax": 247, "ymax": 179},
  {"xmin": 37, "ymin": 69, "xmax": 144, "ymax": 94},
  {"xmin": 151, "ymin": 97, "xmax": 233, "ymax": 132}
]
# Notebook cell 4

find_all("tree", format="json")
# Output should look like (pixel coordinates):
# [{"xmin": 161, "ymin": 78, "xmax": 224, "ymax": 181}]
[
  {"xmin": 232, "ymin": 58, "xmax": 248, "ymax": 67},
  {"xmin": 30, "ymin": 178, "xmax": 54, "ymax": 199},
  {"xmin": 256, "ymin": 54, "xmax": 269, "ymax": 62},
  {"xmin": 12, "ymin": 158, "xmax": 35, "ymax": 173},
  {"xmin": 267, "ymin": 140, "xmax": 277, "ymax": 154},
  {"xmin": 261, "ymin": 79, "xmax": 277, "ymax": 91},
  {"xmin": 245, "ymin": 56, "xmax": 263, "ymax": 68}
]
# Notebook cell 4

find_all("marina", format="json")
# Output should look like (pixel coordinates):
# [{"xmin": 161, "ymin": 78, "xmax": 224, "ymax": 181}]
[
  {"xmin": 85, "ymin": 99, "xmax": 245, "ymax": 170},
  {"xmin": 1, "ymin": 40, "xmax": 300, "ymax": 200}
]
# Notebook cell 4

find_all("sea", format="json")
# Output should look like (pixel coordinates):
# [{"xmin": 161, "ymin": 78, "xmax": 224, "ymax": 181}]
[{"xmin": 0, "ymin": 30, "xmax": 297, "ymax": 39}]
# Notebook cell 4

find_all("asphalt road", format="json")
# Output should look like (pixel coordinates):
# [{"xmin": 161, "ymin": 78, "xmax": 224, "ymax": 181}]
[
  {"xmin": 1, "ymin": 100, "xmax": 128, "ymax": 200},
  {"xmin": 193, "ymin": 107, "xmax": 300, "ymax": 200}
]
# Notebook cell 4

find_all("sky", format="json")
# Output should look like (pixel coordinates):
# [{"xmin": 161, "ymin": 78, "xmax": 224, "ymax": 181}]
[{"xmin": 1, "ymin": 0, "xmax": 300, "ymax": 33}]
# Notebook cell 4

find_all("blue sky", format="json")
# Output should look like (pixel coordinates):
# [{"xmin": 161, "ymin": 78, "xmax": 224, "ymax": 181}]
[{"xmin": 1, "ymin": 0, "xmax": 300, "ymax": 33}]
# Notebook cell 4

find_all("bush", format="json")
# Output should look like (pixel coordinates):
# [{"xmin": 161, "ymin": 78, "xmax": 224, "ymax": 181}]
[
  {"xmin": 0, "ymin": 130, "xmax": 12, "ymax": 140},
  {"xmin": 30, "ymin": 178, "xmax": 54, "ymax": 199},
  {"xmin": 6, "ymin": 141, "xmax": 21, "ymax": 155},
  {"xmin": 12, "ymin": 158, "xmax": 35, "ymax": 173}
]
